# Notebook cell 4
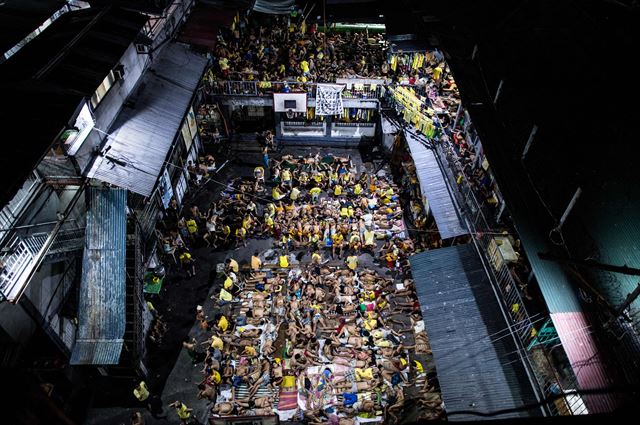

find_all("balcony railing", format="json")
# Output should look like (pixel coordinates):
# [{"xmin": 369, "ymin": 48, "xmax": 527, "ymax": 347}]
[
  {"xmin": 430, "ymin": 138, "xmax": 585, "ymax": 416},
  {"xmin": 204, "ymin": 80, "xmax": 383, "ymax": 100},
  {"xmin": 0, "ymin": 225, "xmax": 85, "ymax": 302}
]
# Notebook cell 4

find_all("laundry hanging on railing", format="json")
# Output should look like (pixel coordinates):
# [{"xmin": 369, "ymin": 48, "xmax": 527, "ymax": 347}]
[{"xmin": 316, "ymin": 84, "xmax": 345, "ymax": 116}]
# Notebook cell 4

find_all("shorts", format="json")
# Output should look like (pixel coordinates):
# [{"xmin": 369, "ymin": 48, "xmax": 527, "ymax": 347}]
[
  {"xmin": 232, "ymin": 376, "xmax": 244, "ymax": 387},
  {"xmin": 343, "ymin": 392, "xmax": 358, "ymax": 407}
]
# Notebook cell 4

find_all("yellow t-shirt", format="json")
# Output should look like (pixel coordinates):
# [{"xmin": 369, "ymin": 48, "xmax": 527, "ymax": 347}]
[
  {"xmin": 211, "ymin": 369, "xmax": 221, "ymax": 384},
  {"xmin": 218, "ymin": 315, "xmax": 229, "ymax": 332},
  {"xmin": 334, "ymin": 185, "xmax": 343, "ymax": 196},
  {"xmin": 282, "ymin": 375, "xmax": 296, "ymax": 388},
  {"xmin": 346, "ymin": 255, "xmax": 358, "ymax": 270},
  {"xmin": 312, "ymin": 252, "xmax": 322, "ymax": 263},
  {"xmin": 364, "ymin": 230, "xmax": 375, "ymax": 245},
  {"xmin": 176, "ymin": 403, "xmax": 191, "ymax": 420},
  {"xmin": 251, "ymin": 255, "xmax": 262, "ymax": 270},
  {"xmin": 219, "ymin": 288, "xmax": 233, "ymax": 301},
  {"xmin": 310, "ymin": 187, "xmax": 322, "ymax": 196},
  {"xmin": 355, "ymin": 368, "xmax": 374, "ymax": 381},
  {"xmin": 279, "ymin": 255, "xmax": 289, "ymax": 268},
  {"xmin": 229, "ymin": 259, "xmax": 239, "ymax": 273},
  {"xmin": 211, "ymin": 336, "xmax": 224, "ymax": 350},
  {"xmin": 186, "ymin": 219, "xmax": 198, "ymax": 234},
  {"xmin": 300, "ymin": 60, "xmax": 309, "ymax": 73},
  {"xmin": 133, "ymin": 382, "xmax": 149, "ymax": 401},
  {"xmin": 433, "ymin": 66, "xmax": 443, "ymax": 81},
  {"xmin": 224, "ymin": 276, "xmax": 233, "ymax": 290},
  {"xmin": 290, "ymin": 187, "xmax": 300, "ymax": 200}
]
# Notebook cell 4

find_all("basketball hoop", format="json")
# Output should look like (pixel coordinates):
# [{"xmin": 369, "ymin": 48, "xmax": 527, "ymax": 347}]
[{"xmin": 285, "ymin": 109, "xmax": 295, "ymax": 119}]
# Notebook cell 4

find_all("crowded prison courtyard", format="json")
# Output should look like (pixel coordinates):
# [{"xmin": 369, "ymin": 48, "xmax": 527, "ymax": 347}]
[{"xmin": 86, "ymin": 144, "xmax": 442, "ymax": 425}]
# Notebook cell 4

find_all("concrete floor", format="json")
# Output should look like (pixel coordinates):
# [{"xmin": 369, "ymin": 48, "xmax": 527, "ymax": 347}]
[{"xmin": 85, "ymin": 145, "xmax": 435, "ymax": 425}]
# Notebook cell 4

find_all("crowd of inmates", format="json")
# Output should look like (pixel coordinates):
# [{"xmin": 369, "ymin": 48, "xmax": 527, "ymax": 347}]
[{"xmin": 152, "ymin": 150, "xmax": 443, "ymax": 424}]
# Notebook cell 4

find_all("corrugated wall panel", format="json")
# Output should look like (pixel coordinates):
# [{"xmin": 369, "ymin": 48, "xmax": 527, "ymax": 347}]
[
  {"xmin": 70, "ymin": 187, "xmax": 127, "ymax": 365},
  {"xmin": 551, "ymin": 312, "xmax": 619, "ymax": 413}
]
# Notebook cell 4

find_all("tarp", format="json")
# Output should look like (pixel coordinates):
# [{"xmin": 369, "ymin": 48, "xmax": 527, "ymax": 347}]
[{"xmin": 316, "ymin": 84, "xmax": 345, "ymax": 116}]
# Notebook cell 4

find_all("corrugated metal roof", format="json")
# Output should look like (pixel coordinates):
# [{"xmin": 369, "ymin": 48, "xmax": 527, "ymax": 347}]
[
  {"xmin": 551, "ymin": 312, "xmax": 619, "ymax": 413},
  {"xmin": 405, "ymin": 132, "xmax": 468, "ymax": 239},
  {"xmin": 410, "ymin": 244, "xmax": 540, "ymax": 420},
  {"xmin": 88, "ymin": 43, "xmax": 207, "ymax": 197},
  {"xmin": 70, "ymin": 187, "xmax": 127, "ymax": 365}
]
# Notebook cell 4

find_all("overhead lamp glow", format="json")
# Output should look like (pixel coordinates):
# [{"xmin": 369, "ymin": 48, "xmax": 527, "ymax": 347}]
[{"xmin": 379, "ymin": 14, "xmax": 384, "ymax": 18}]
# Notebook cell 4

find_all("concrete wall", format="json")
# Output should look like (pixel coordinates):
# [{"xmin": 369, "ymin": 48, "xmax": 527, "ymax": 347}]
[
  {"xmin": 73, "ymin": 0, "xmax": 195, "ymax": 174},
  {"xmin": 331, "ymin": 124, "xmax": 376, "ymax": 138},
  {"xmin": 0, "ymin": 300, "xmax": 37, "ymax": 345},
  {"xmin": 0, "ymin": 259, "xmax": 76, "ymax": 353},
  {"xmin": 74, "ymin": 43, "xmax": 151, "ymax": 173}
]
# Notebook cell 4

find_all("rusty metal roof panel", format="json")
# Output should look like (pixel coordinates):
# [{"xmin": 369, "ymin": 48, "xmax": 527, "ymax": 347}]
[{"xmin": 70, "ymin": 187, "xmax": 127, "ymax": 365}]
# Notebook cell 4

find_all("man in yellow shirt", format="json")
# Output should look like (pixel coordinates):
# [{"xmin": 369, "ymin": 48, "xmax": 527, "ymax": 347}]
[
  {"xmin": 300, "ymin": 59, "xmax": 310, "ymax": 75},
  {"xmin": 210, "ymin": 335, "xmax": 224, "ymax": 350},
  {"xmin": 310, "ymin": 186, "xmax": 322, "ymax": 203},
  {"xmin": 279, "ymin": 252, "xmax": 289, "ymax": 268},
  {"xmin": 251, "ymin": 252, "xmax": 262, "ymax": 270},
  {"xmin": 133, "ymin": 381, "xmax": 149, "ymax": 402},
  {"xmin": 346, "ymin": 253, "xmax": 358, "ymax": 270},
  {"xmin": 226, "ymin": 258, "xmax": 239, "ymax": 273},
  {"xmin": 332, "ymin": 232, "xmax": 344, "ymax": 258},
  {"xmin": 281, "ymin": 168, "xmax": 292, "ymax": 187},
  {"xmin": 217, "ymin": 314, "xmax": 229, "ymax": 333},
  {"xmin": 290, "ymin": 186, "xmax": 301, "ymax": 201},
  {"xmin": 170, "ymin": 401, "xmax": 192, "ymax": 424},
  {"xmin": 311, "ymin": 250, "xmax": 322, "ymax": 265}
]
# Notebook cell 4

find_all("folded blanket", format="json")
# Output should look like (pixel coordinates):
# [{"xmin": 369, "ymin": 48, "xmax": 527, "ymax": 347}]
[{"xmin": 278, "ymin": 389, "xmax": 298, "ymax": 411}]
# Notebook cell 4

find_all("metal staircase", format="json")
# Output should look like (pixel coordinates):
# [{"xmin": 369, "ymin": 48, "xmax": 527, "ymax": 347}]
[{"xmin": 0, "ymin": 227, "xmax": 84, "ymax": 302}]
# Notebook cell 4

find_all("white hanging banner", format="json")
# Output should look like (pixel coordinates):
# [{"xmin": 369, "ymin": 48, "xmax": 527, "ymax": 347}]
[{"xmin": 316, "ymin": 83, "xmax": 345, "ymax": 116}]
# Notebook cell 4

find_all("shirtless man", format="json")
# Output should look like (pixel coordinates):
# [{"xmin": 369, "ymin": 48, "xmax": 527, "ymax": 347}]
[
  {"xmin": 235, "ymin": 396, "xmax": 272, "ymax": 409},
  {"xmin": 211, "ymin": 401, "xmax": 237, "ymax": 415},
  {"xmin": 386, "ymin": 386, "xmax": 405, "ymax": 424}
]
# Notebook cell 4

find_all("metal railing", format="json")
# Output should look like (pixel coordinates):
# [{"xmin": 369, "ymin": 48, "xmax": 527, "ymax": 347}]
[
  {"xmin": 430, "ymin": 138, "xmax": 585, "ymax": 415},
  {"xmin": 205, "ymin": 80, "xmax": 383, "ymax": 100},
  {"xmin": 1, "ymin": 224, "xmax": 85, "ymax": 302}
]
